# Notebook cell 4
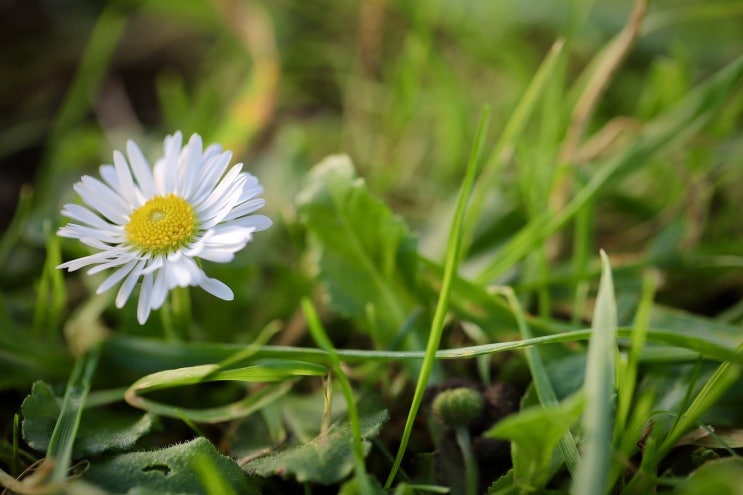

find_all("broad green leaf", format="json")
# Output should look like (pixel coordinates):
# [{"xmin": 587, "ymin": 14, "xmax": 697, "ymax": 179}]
[
  {"xmin": 83, "ymin": 437, "xmax": 257, "ymax": 495},
  {"xmin": 296, "ymin": 154, "xmax": 419, "ymax": 347},
  {"xmin": 244, "ymin": 408, "xmax": 389, "ymax": 484},
  {"xmin": 486, "ymin": 394, "xmax": 584, "ymax": 491},
  {"xmin": 487, "ymin": 469, "xmax": 517, "ymax": 495},
  {"xmin": 673, "ymin": 458, "xmax": 743, "ymax": 495},
  {"xmin": 22, "ymin": 381, "xmax": 155, "ymax": 458}
]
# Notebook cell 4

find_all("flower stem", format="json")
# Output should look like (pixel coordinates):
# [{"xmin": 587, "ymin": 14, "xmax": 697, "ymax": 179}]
[
  {"xmin": 162, "ymin": 287, "xmax": 191, "ymax": 341},
  {"xmin": 454, "ymin": 426, "xmax": 478, "ymax": 495}
]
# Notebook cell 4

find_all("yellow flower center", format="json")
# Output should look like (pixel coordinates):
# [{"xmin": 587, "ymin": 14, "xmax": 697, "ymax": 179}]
[{"xmin": 125, "ymin": 194, "xmax": 197, "ymax": 254}]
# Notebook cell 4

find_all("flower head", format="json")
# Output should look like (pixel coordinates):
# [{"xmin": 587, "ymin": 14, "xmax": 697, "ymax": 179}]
[{"xmin": 57, "ymin": 131, "xmax": 272, "ymax": 324}]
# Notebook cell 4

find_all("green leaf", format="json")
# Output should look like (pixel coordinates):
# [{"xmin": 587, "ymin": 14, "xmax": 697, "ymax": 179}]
[
  {"xmin": 673, "ymin": 458, "xmax": 743, "ymax": 495},
  {"xmin": 83, "ymin": 437, "xmax": 257, "ymax": 495},
  {"xmin": 485, "ymin": 394, "xmax": 584, "ymax": 491},
  {"xmin": 296, "ymin": 154, "xmax": 419, "ymax": 347},
  {"xmin": 244, "ymin": 408, "xmax": 389, "ymax": 484},
  {"xmin": 22, "ymin": 381, "xmax": 155, "ymax": 458}
]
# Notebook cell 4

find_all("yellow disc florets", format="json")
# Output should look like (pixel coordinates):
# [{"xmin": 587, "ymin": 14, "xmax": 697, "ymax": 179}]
[{"xmin": 125, "ymin": 194, "xmax": 197, "ymax": 254}]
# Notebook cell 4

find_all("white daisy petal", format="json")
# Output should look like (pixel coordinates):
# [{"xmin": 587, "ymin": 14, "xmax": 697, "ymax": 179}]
[
  {"xmin": 199, "ymin": 277, "xmax": 234, "ymax": 301},
  {"xmin": 127, "ymin": 140, "xmax": 156, "ymax": 198},
  {"xmin": 57, "ymin": 131, "xmax": 270, "ymax": 324},
  {"xmin": 197, "ymin": 247, "xmax": 238, "ymax": 263},
  {"xmin": 116, "ymin": 260, "xmax": 146, "ymax": 308},
  {"xmin": 190, "ymin": 152, "xmax": 232, "ymax": 205},
  {"xmin": 221, "ymin": 198, "xmax": 266, "ymax": 223},
  {"xmin": 75, "ymin": 176, "xmax": 129, "ymax": 224},
  {"xmin": 150, "ymin": 269, "xmax": 169, "ymax": 310},
  {"xmin": 99, "ymin": 165, "xmax": 119, "ymax": 191},
  {"xmin": 113, "ymin": 150, "xmax": 138, "ymax": 206},
  {"xmin": 87, "ymin": 254, "xmax": 137, "ymax": 275},
  {"xmin": 179, "ymin": 133, "xmax": 202, "ymax": 198},
  {"xmin": 163, "ymin": 132, "xmax": 183, "ymax": 193},
  {"xmin": 203, "ymin": 143, "xmax": 222, "ymax": 161},
  {"xmin": 137, "ymin": 273, "xmax": 154, "ymax": 324},
  {"xmin": 168, "ymin": 253, "xmax": 202, "ymax": 287},
  {"xmin": 207, "ymin": 225, "xmax": 254, "ymax": 245},
  {"xmin": 228, "ymin": 214, "xmax": 273, "ymax": 232},
  {"xmin": 60, "ymin": 224, "xmax": 123, "ymax": 244},
  {"xmin": 61, "ymin": 204, "xmax": 112, "ymax": 230},
  {"xmin": 96, "ymin": 259, "xmax": 138, "ymax": 294},
  {"xmin": 58, "ymin": 251, "xmax": 118, "ymax": 271}
]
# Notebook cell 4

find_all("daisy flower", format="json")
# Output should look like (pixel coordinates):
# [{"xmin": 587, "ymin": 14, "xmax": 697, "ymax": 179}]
[{"xmin": 57, "ymin": 131, "xmax": 271, "ymax": 324}]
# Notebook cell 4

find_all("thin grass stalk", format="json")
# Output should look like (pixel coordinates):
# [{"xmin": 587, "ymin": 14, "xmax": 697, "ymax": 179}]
[
  {"xmin": 384, "ymin": 106, "xmax": 490, "ymax": 488},
  {"xmin": 463, "ymin": 39, "xmax": 565, "ymax": 254},
  {"xmin": 301, "ymin": 298, "xmax": 373, "ymax": 495},
  {"xmin": 496, "ymin": 287, "xmax": 580, "ymax": 476},
  {"xmin": 107, "ymin": 325, "xmax": 743, "ymax": 370}
]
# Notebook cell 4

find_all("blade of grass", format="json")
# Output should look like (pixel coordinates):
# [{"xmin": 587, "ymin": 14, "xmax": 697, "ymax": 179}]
[
  {"xmin": 494, "ymin": 287, "xmax": 579, "ymax": 476},
  {"xmin": 47, "ymin": 345, "xmax": 101, "ymax": 484},
  {"xmin": 384, "ymin": 106, "xmax": 490, "ymax": 488},
  {"xmin": 193, "ymin": 451, "xmax": 238, "ymax": 495},
  {"xmin": 302, "ymin": 298, "xmax": 374, "ymax": 495},
  {"xmin": 572, "ymin": 251, "xmax": 617, "ymax": 495},
  {"xmin": 477, "ymin": 54, "xmax": 743, "ymax": 284},
  {"xmin": 125, "ymin": 360, "xmax": 325, "ymax": 423},
  {"xmin": 37, "ymin": 2, "xmax": 128, "ymax": 203},
  {"xmin": 463, "ymin": 39, "xmax": 565, "ymax": 253},
  {"xmin": 0, "ymin": 185, "xmax": 32, "ymax": 269},
  {"xmin": 33, "ymin": 221, "xmax": 67, "ymax": 339},
  {"xmin": 623, "ymin": 353, "xmax": 742, "ymax": 494},
  {"xmin": 105, "ymin": 326, "xmax": 743, "ymax": 372},
  {"xmin": 608, "ymin": 270, "xmax": 657, "ymax": 488}
]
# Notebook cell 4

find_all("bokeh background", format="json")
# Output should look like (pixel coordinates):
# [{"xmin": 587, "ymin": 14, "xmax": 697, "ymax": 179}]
[{"xmin": 2, "ymin": 0, "xmax": 743, "ymax": 340}]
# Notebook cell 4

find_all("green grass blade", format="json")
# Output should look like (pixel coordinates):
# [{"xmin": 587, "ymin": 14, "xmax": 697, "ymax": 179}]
[
  {"xmin": 476, "ymin": 54, "xmax": 743, "ymax": 284},
  {"xmin": 105, "ymin": 324, "xmax": 743, "ymax": 371},
  {"xmin": 47, "ymin": 345, "xmax": 100, "ymax": 484},
  {"xmin": 32, "ymin": 221, "xmax": 67, "ymax": 339},
  {"xmin": 302, "ymin": 298, "xmax": 374, "ymax": 495},
  {"xmin": 572, "ymin": 251, "xmax": 617, "ymax": 495},
  {"xmin": 384, "ymin": 106, "xmax": 490, "ymax": 488},
  {"xmin": 495, "ymin": 287, "xmax": 580, "ymax": 476},
  {"xmin": 124, "ymin": 360, "xmax": 325, "ymax": 423},
  {"xmin": 193, "ymin": 451, "xmax": 238, "ymax": 495},
  {"xmin": 464, "ymin": 39, "xmax": 565, "ymax": 251}
]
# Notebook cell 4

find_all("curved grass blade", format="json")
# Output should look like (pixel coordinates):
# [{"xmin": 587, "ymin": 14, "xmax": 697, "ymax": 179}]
[
  {"xmin": 124, "ymin": 360, "xmax": 326, "ymax": 423},
  {"xmin": 302, "ymin": 298, "xmax": 375, "ymax": 494}
]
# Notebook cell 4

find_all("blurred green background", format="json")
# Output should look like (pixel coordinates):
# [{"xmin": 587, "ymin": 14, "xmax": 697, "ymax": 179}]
[{"xmin": 2, "ymin": 0, "xmax": 743, "ymax": 337}]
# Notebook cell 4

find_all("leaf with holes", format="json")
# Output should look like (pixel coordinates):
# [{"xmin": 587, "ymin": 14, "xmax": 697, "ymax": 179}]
[
  {"xmin": 83, "ymin": 437, "xmax": 258, "ymax": 494},
  {"xmin": 244, "ymin": 408, "xmax": 389, "ymax": 484}
]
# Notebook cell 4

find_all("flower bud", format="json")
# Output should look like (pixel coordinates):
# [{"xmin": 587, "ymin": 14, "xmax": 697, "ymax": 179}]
[{"xmin": 432, "ymin": 387, "xmax": 484, "ymax": 428}]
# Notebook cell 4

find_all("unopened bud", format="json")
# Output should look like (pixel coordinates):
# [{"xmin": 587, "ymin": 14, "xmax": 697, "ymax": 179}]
[{"xmin": 432, "ymin": 387, "xmax": 484, "ymax": 428}]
